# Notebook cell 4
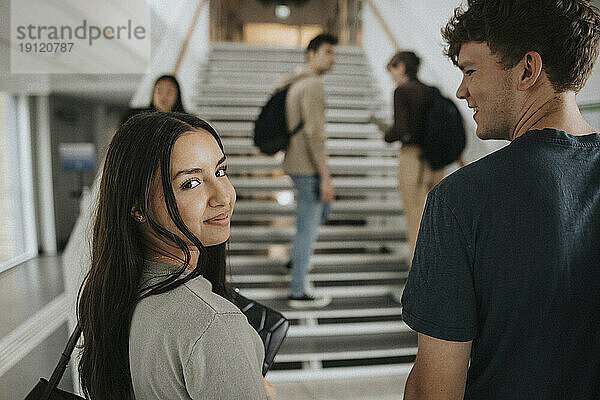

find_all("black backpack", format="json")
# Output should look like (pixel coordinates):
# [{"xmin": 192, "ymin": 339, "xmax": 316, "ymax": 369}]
[
  {"xmin": 253, "ymin": 85, "xmax": 304, "ymax": 155},
  {"xmin": 421, "ymin": 88, "xmax": 466, "ymax": 170}
]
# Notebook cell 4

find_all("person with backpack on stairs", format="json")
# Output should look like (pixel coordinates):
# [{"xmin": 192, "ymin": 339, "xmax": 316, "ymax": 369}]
[
  {"xmin": 277, "ymin": 33, "xmax": 338, "ymax": 309},
  {"xmin": 372, "ymin": 51, "xmax": 466, "ymax": 267}
]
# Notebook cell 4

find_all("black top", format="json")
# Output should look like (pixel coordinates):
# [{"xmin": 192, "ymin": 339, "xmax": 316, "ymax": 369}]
[
  {"xmin": 402, "ymin": 129, "xmax": 600, "ymax": 399},
  {"xmin": 385, "ymin": 79, "xmax": 436, "ymax": 145}
]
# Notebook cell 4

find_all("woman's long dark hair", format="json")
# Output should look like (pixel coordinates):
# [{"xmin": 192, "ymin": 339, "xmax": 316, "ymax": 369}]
[
  {"xmin": 77, "ymin": 112, "xmax": 230, "ymax": 399},
  {"xmin": 149, "ymin": 74, "xmax": 186, "ymax": 113}
]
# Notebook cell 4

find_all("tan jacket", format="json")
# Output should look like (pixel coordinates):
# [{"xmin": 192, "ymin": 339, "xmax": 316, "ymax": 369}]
[{"xmin": 279, "ymin": 68, "xmax": 328, "ymax": 175}]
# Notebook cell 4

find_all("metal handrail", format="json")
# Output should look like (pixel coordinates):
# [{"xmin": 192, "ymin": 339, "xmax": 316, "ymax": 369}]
[
  {"xmin": 363, "ymin": 0, "xmax": 400, "ymax": 51},
  {"xmin": 173, "ymin": 0, "xmax": 209, "ymax": 75}
]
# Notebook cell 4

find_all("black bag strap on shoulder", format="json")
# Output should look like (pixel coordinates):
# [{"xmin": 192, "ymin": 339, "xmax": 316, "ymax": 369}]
[
  {"xmin": 25, "ymin": 324, "xmax": 84, "ymax": 400},
  {"xmin": 290, "ymin": 118, "xmax": 304, "ymax": 135},
  {"xmin": 45, "ymin": 325, "xmax": 82, "ymax": 398}
]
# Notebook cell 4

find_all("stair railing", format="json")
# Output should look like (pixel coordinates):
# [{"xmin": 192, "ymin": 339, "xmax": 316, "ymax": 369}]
[
  {"xmin": 173, "ymin": 0, "xmax": 209, "ymax": 75},
  {"xmin": 363, "ymin": 0, "xmax": 400, "ymax": 51}
]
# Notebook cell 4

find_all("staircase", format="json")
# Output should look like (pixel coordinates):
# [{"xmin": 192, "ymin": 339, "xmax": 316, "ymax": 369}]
[{"xmin": 193, "ymin": 42, "xmax": 415, "ymax": 382}]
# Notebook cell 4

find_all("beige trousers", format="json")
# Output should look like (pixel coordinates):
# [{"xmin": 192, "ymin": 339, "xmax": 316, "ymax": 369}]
[{"xmin": 397, "ymin": 145, "xmax": 445, "ymax": 263}]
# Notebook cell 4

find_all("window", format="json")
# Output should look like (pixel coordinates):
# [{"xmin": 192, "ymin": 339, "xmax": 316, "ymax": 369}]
[{"xmin": 0, "ymin": 94, "xmax": 37, "ymax": 272}]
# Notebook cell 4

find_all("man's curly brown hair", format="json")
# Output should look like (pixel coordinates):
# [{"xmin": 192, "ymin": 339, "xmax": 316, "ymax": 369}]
[{"xmin": 442, "ymin": 0, "xmax": 600, "ymax": 93}]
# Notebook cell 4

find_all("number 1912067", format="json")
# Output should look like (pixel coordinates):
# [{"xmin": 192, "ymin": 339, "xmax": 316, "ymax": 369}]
[{"xmin": 18, "ymin": 42, "xmax": 74, "ymax": 52}]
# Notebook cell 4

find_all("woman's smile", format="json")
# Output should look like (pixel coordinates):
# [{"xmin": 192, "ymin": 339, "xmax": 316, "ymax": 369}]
[{"xmin": 203, "ymin": 212, "xmax": 230, "ymax": 226}]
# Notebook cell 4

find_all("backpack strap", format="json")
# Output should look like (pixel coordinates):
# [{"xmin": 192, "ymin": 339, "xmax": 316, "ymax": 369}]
[
  {"xmin": 290, "ymin": 120, "xmax": 304, "ymax": 135},
  {"xmin": 283, "ymin": 74, "xmax": 308, "ymax": 136}
]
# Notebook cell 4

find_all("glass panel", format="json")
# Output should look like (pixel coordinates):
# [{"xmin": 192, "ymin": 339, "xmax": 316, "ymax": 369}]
[{"xmin": 0, "ymin": 94, "xmax": 30, "ymax": 271}]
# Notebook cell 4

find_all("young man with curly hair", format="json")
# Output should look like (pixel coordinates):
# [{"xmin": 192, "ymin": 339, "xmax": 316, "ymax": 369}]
[{"xmin": 401, "ymin": 1, "xmax": 600, "ymax": 398}]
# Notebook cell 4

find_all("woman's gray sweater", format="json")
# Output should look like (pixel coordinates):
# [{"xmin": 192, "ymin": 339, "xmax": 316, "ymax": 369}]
[{"xmin": 129, "ymin": 261, "xmax": 266, "ymax": 399}]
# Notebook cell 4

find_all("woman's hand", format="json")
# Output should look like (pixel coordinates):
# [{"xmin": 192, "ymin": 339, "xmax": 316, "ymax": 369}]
[{"xmin": 262, "ymin": 377, "xmax": 276, "ymax": 399}]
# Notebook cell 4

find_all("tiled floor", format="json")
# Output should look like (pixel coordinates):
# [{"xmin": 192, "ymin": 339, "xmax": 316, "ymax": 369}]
[{"xmin": 0, "ymin": 256, "xmax": 407, "ymax": 399}]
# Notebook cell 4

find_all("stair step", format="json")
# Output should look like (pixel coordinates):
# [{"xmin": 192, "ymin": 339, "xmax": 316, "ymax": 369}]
[
  {"xmin": 229, "ymin": 176, "xmax": 398, "ymax": 192},
  {"xmin": 233, "ymin": 214, "xmax": 396, "ymax": 224},
  {"xmin": 207, "ymin": 52, "xmax": 367, "ymax": 65},
  {"xmin": 227, "ymin": 156, "xmax": 395, "ymax": 169},
  {"xmin": 200, "ymin": 107, "xmax": 374, "ymax": 123},
  {"xmin": 275, "ymin": 331, "xmax": 416, "ymax": 361},
  {"xmin": 194, "ymin": 95, "xmax": 378, "ymax": 109},
  {"xmin": 202, "ymin": 72, "xmax": 375, "ymax": 87},
  {"xmin": 230, "ymin": 225, "xmax": 404, "ymax": 243},
  {"xmin": 228, "ymin": 240, "xmax": 409, "ymax": 253},
  {"xmin": 229, "ymin": 253, "xmax": 406, "ymax": 268},
  {"xmin": 231, "ymin": 264, "xmax": 407, "ymax": 277},
  {"xmin": 238, "ymin": 284, "xmax": 402, "ymax": 300},
  {"xmin": 212, "ymin": 121, "xmax": 385, "ymax": 139},
  {"xmin": 287, "ymin": 321, "xmax": 410, "ymax": 337},
  {"xmin": 231, "ymin": 267, "xmax": 407, "ymax": 279},
  {"xmin": 231, "ymin": 270, "xmax": 407, "ymax": 284},
  {"xmin": 232, "ymin": 199, "xmax": 402, "ymax": 216},
  {"xmin": 209, "ymin": 43, "xmax": 367, "ymax": 64},
  {"xmin": 236, "ymin": 278, "xmax": 405, "ymax": 291},
  {"xmin": 199, "ymin": 83, "xmax": 377, "ymax": 96},
  {"xmin": 223, "ymin": 137, "xmax": 398, "ymax": 155},
  {"xmin": 266, "ymin": 295, "xmax": 404, "ymax": 320},
  {"xmin": 203, "ymin": 61, "xmax": 371, "ymax": 75},
  {"xmin": 266, "ymin": 363, "xmax": 412, "ymax": 382}
]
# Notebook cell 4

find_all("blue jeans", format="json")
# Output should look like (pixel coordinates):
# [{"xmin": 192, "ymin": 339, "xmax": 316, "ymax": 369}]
[{"xmin": 289, "ymin": 175, "xmax": 331, "ymax": 297}]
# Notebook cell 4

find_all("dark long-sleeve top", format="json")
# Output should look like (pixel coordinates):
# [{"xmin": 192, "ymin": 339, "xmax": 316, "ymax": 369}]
[{"xmin": 385, "ymin": 79, "xmax": 436, "ymax": 145}]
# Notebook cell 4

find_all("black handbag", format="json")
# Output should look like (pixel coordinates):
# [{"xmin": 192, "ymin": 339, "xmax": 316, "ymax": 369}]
[
  {"xmin": 232, "ymin": 290, "xmax": 290, "ymax": 376},
  {"xmin": 24, "ymin": 325, "xmax": 84, "ymax": 400}
]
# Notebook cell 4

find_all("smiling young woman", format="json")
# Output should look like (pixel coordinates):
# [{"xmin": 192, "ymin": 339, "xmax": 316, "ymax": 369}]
[{"xmin": 77, "ymin": 112, "xmax": 272, "ymax": 400}]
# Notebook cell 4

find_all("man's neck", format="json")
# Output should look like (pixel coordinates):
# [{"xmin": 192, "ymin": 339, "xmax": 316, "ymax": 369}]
[
  {"xmin": 512, "ymin": 91, "xmax": 594, "ymax": 139},
  {"xmin": 308, "ymin": 64, "xmax": 325, "ymax": 75}
]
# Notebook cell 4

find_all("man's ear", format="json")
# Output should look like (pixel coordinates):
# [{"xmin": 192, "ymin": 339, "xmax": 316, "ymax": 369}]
[
  {"xmin": 130, "ymin": 206, "xmax": 146, "ymax": 223},
  {"xmin": 517, "ymin": 51, "xmax": 543, "ymax": 91}
]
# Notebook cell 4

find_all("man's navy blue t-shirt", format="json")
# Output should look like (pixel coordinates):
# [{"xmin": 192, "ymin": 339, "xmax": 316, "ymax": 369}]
[{"xmin": 402, "ymin": 129, "xmax": 600, "ymax": 399}]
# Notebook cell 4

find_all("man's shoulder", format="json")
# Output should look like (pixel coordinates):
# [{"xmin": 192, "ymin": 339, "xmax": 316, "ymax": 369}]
[
  {"xmin": 292, "ymin": 73, "xmax": 322, "ymax": 91},
  {"xmin": 433, "ymin": 144, "xmax": 514, "ymax": 202},
  {"xmin": 278, "ymin": 69, "xmax": 319, "ymax": 89},
  {"xmin": 286, "ymin": 73, "xmax": 324, "ymax": 106}
]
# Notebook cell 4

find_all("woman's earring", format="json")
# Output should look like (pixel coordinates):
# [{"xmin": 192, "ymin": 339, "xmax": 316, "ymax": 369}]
[{"xmin": 137, "ymin": 215, "xmax": 145, "ymax": 222}]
